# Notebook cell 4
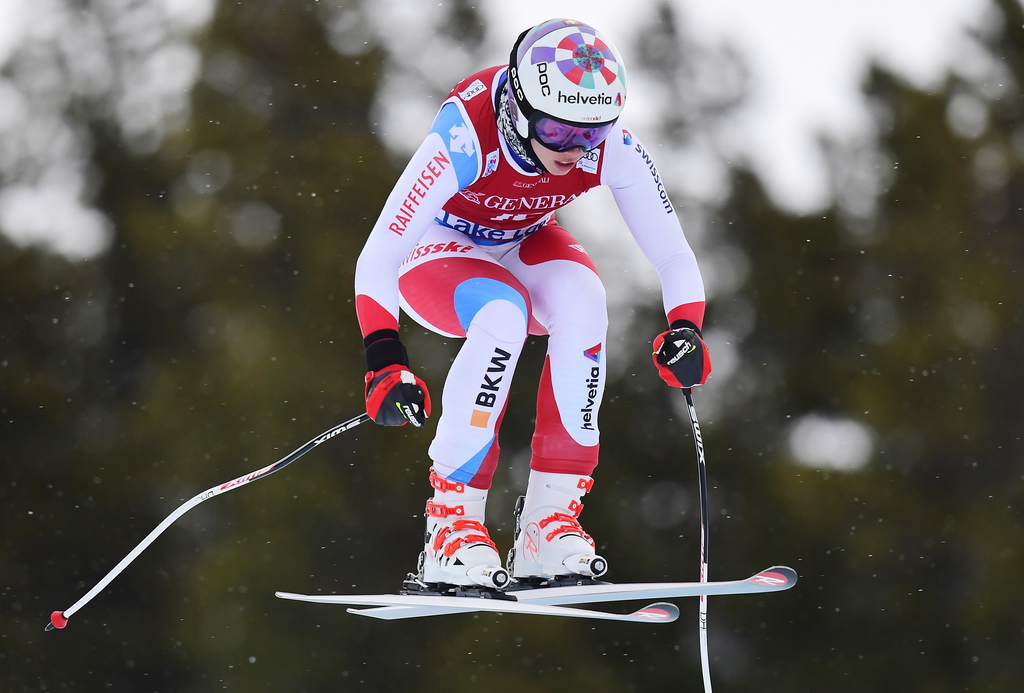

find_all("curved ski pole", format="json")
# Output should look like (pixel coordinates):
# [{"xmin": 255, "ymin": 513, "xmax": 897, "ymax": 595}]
[
  {"xmin": 684, "ymin": 388, "xmax": 713, "ymax": 693},
  {"xmin": 45, "ymin": 412, "xmax": 371, "ymax": 632}
]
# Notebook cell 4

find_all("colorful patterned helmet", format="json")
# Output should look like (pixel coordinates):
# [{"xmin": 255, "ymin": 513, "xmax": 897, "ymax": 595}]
[{"xmin": 507, "ymin": 19, "xmax": 627, "ymax": 150}]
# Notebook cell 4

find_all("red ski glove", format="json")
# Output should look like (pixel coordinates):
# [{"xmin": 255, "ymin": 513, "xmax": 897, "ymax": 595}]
[
  {"xmin": 652, "ymin": 321, "xmax": 712, "ymax": 389},
  {"xmin": 364, "ymin": 364, "xmax": 431, "ymax": 427},
  {"xmin": 362, "ymin": 333, "xmax": 431, "ymax": 427}
]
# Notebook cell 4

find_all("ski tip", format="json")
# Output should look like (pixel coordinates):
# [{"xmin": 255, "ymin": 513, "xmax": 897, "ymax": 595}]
[
  {"xmin": 633, "ymin": 602, "xmax": 680, "ymax": 623},
  {"xmin": 46, "ymin": 611, "xmax": 68, "ymax": 631},
  {"xmin": 276, "ymin": 591, "xmax": 313, "ymax": 602},
  {"xmin": 754, "ymin": 566, "xmax": 798, "ymax": 589}
]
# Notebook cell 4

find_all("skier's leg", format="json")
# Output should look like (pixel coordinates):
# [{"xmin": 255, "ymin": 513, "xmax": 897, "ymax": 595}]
[
  {"xmin": 417, "ymin": 291, "xmax": 524, "ymax": 586},
  {"xmin": 399, "ymin": 224, "xmax": 530, "ymax": 586},
  {"xmin": 500, "ymin": 222, "xmax": 610, "ymax": 579}
]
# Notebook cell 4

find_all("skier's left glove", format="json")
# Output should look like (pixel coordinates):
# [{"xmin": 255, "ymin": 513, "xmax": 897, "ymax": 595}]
[
  {"xmin": 652, "ymin": 320, "xmax": 712, "ymax": 388},
  {"xmin": 362, "ymin": 333, "xmax": 431, "ymax": 427}
]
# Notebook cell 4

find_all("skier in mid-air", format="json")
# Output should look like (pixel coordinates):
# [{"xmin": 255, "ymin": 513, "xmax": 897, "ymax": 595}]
[{"xmin": 355, "ymin": 18, "xmax": 711, "ymax": 590}]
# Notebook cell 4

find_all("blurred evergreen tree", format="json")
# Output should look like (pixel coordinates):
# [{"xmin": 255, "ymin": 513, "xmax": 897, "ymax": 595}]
[
  {"xmin": 3, "ymin": 1, "xmax": 1023, "ymax": 692},
  {"xmin": 1, "ymin": 1, "xmax": 412, "ymax": 690},
  {"xmin": 685, "ymin": 1, "xmax": 1024, "ymax": 690}
]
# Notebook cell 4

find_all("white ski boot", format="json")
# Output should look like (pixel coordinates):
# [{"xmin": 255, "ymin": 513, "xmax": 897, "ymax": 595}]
[
  {"xmin": 509, "ymin": 470, "xmax": 608, "ymax": 581},
  {"xmin": 418, "ymin": 469, "xmax": 509, "ymax": 590}
]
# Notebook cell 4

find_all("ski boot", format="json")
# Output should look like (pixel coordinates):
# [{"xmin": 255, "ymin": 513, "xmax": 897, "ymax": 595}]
[
  {"xmin": 414, "ymin": 468, "xmax": 509, "ymax": 591},
  {"xmin": 508, "ymin": 470, "xmax": 608, "ymax": 583}
]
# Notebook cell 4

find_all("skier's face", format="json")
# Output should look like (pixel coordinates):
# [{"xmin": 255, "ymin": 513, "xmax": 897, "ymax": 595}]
[{"xmin": 530, "ymin": 140, "xmax": 587, "ymax": 176}]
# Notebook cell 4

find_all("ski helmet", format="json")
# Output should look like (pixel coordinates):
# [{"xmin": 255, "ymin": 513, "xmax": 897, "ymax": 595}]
[{"xmin": 507, "ymin": 19, "xmax": 627, "ymax": 152}]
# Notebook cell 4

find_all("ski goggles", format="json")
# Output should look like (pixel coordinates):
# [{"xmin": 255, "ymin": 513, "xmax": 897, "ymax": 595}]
[{"xmin": 531, "ymin": 115, "xmax": 616, "ymax": 152}]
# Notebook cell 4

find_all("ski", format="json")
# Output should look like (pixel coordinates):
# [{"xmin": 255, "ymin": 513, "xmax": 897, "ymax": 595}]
[
  {"xmin": 275, "ymin": 591, "xmax": 679, "ymax": 623},
  {"xmin": 276, "ymin": 565, "xmax": 796, "ymax": 621}
]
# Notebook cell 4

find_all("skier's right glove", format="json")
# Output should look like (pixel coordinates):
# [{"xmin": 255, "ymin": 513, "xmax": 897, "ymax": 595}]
[
  {"xmin": 363, "ymin": 333, "xmax": 431, "ymax": 427},
  {"xmin": 364, "ymin": 364, "xmax": 431, "ymax": 426}
]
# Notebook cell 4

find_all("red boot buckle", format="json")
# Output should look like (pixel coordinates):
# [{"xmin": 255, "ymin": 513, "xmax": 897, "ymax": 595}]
[
  {"xmin": 429, "ymin": 469, "xmax": 466, "ymax": 493},
  {"xmin": 425, "ymin": 500, "xmax": 465, "ymax": 518}
]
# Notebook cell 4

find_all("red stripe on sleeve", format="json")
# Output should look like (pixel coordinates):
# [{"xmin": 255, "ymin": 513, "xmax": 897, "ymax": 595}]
[
  {"xmin": 667, "ymin": 301, "xmax": 705, "ymax": 330},
  {"xmin": 355, "ymin": 294, "xmax": 399, "ymax": 337}
]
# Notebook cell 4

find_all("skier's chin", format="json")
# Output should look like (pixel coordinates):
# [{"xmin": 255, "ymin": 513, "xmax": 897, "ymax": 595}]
[
  {"xmin": 532, "ymin": 141, "xmax": 585, "ymax": 175},
  {"xmin": 548, "ymin": 159, "xmax": 579, "ymax": 175}
]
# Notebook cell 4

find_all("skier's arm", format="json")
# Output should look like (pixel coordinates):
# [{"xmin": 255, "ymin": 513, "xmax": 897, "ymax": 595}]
[
  {"xmin": 354, "ymin": 139, "xmax": 462, "ymax": 335},
  {"xmin": 354, "ymin": 98, "xmax": 483, "ymax": 422},
  {"xmin": 601, "ymin": 128, "xmax": 711, "ymax": 387},
  {"xmin": 601, "ymin": 128, "xmax": 706, "ymax": 326}
]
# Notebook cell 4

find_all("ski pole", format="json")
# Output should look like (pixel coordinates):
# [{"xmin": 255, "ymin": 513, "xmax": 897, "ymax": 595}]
[
  {"xmin": 683, "ymin": 388, "xmax": 713, "ymax": 692},
  {"xmin": 45, "ymin": 412, "xmax": 371, "ymax": 631}
]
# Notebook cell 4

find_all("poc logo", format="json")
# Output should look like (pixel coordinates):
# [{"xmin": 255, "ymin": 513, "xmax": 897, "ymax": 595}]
[
  {"xmin": 536, "ymin": 62, "xmax": 550, "ymax": 96},
  {"xmin": 509, "ymin": 66, "xmax": 525, "ymax": 103}
]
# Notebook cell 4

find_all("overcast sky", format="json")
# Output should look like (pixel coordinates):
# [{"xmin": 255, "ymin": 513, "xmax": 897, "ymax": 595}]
[{"xmin": 482, "ymin": 0, "xmax": 995, "ymax": 211}]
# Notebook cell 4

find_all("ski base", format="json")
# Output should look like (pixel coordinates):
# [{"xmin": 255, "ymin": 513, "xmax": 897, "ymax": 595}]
[{"xmin": 275, "ymin": 565, "xmax": 796, "ymax": 622}]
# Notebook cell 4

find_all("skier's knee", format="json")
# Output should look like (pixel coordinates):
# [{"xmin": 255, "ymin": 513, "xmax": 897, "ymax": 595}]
[
  {"xmin": 469, "ymin": 298, "xmax": 528, "ymax": 344},
  {"xmin": 454, "ymin": 278, "xmax": 529, "ymax": 344}
]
